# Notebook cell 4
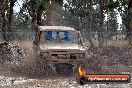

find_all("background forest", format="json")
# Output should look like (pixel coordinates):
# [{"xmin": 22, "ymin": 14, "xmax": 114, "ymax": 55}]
[{"xmin": 0, "ymin": 0, "xmax": 132, "ymax": 47}]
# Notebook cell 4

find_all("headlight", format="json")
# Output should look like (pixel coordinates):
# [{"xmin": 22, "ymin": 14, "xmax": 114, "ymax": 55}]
[
  {"xmin": 43, "ymin": 52, "xmax": 49, "ymax": 58},
  {"xmin": 78, "ymin": 53, "xmax": 85, "ymax": 59}
]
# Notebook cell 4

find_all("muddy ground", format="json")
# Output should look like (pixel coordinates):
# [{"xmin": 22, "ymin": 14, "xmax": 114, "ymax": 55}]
[
  {"xmin": 0, "ymin": 41, "xmax": 131, "ymax": 88},
  {"xmin": 0, "ymin": 68, "xmax": 131, "ymax": 88},
  {"xmin": 0, "ymin": 69, "xmax": 131, "ymax": 88}
]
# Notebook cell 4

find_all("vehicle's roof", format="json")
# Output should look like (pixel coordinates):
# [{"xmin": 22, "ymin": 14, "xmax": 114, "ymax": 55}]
[{"xmin": 39, "ymin": 26, "xmax": 75, "ymax": 31}]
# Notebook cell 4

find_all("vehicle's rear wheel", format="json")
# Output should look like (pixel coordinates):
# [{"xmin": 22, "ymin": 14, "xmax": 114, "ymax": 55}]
[{"xmin": 55, "ymin": 63, "xmax": 74, "ymax": 76}]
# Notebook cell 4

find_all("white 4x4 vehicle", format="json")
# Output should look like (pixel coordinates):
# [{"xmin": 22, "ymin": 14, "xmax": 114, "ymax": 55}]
[{"xmin": 33, "ymin": 26, "xmax": 87, "ymax": 75}]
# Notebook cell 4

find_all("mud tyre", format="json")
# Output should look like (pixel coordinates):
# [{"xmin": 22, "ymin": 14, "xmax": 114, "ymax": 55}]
[{"xmin": 55, "ymin": 64, "xmax": 74, "ymax": 76}]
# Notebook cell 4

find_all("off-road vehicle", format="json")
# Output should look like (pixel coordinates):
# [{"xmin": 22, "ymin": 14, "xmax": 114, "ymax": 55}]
[{"xmin": 33, "ymin": 26, "xmax": 87, "ymax": 75}]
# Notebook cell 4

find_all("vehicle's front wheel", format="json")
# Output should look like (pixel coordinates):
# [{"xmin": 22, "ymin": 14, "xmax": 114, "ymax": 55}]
[{"xmin": 55, "ymin": 63, "xmax": 75, "ymax": 76}]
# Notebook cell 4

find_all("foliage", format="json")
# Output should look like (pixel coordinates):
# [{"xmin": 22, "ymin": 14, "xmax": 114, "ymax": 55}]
[{"xmin": 0, "ymin": 0, "xmax": 131, "ymax": 44}]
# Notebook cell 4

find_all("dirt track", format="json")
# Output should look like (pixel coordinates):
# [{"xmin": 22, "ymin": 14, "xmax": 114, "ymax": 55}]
[
  {"xmin": 0, "ymin": 41, "xmax": 132, "ymax": 88},
  {"xmin": 0, "ymin": 67, "xmax": 131, "ymax": 88}
]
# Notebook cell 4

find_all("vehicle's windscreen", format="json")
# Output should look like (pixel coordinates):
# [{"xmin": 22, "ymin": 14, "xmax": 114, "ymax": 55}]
[{"xmin": 44, "ymin": 31, "xmax": 77, "ymax": 43}]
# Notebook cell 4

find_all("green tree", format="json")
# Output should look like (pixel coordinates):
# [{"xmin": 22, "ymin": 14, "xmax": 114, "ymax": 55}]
[
  {"xmin": 21, "ymin": 0, "xmax": 63, "ymax": 28},
  {"xmin": 0, "ymin": 0, "xmax": 17, "ymax": 41}
]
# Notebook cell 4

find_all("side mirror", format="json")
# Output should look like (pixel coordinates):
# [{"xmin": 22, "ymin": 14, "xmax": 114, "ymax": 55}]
[
  {"xmin": 81, "ymin": 37, "xmax": 86, "ymax": 43},
  {"xmin": 77, "ymin": 31, "xmax": 85, "ymax": 44}
]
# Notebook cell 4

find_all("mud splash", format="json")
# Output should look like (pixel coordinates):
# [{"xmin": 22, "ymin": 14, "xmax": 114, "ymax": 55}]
[
  {"xmin": 0, "ymin": 41, "xmax": 132, "ymax": 88},
  {"xmin": 86, "ymin": 45, "xmax": 132, "ymax": 74}
]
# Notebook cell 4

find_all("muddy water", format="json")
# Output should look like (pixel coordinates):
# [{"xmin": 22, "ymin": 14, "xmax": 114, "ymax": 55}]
[{"xmin": 0, "ymin": 68, "xmax": 131, "ymax": 88}]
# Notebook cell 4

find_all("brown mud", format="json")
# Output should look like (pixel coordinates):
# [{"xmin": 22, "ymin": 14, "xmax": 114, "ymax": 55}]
[{"xmin": 0, "ymin": 41, "xmax": 131, "ymax": 88}]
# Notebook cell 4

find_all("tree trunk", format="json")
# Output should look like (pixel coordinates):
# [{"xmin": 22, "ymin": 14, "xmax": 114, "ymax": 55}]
[
  {"xmin": 8, "ymin": 0, "xmax": 16, "ymax": 31},
  {"xmin": 127, "ymin": 0, "xmax": 132, "ymax": 42},
  {"xmin": 82, "ymin": 0, "xmax": 94, "ymax": 47},
  {"xmin": 46, "ymin": 9, "xmax": 56, "ymax": 26},
  {"xmin": 2, "ymin": 1, "xmax": 8, "ymax": 41},
  {"xmin": 30, "ymin": 0, "xmax": 37, "ymax": 30},
  {"xmin": 98, "ymin": 1, "xmax": 105, "ymax": 48},
  {"xmin": 0, "ymin": 1, "xmax": 3, "ymax": 30},
  {"xmin": 45, "ymin": 2, "xmax": 59, "ymax": 26},
  {"xmin": 88, "ymin": 0, "xmax": 94, "ymax": 47}
]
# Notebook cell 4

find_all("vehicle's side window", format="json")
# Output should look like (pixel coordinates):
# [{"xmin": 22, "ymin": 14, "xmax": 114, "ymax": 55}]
[{"xmin": 65, "ymin": 32, "xmax": 75, "ymax": 42}]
